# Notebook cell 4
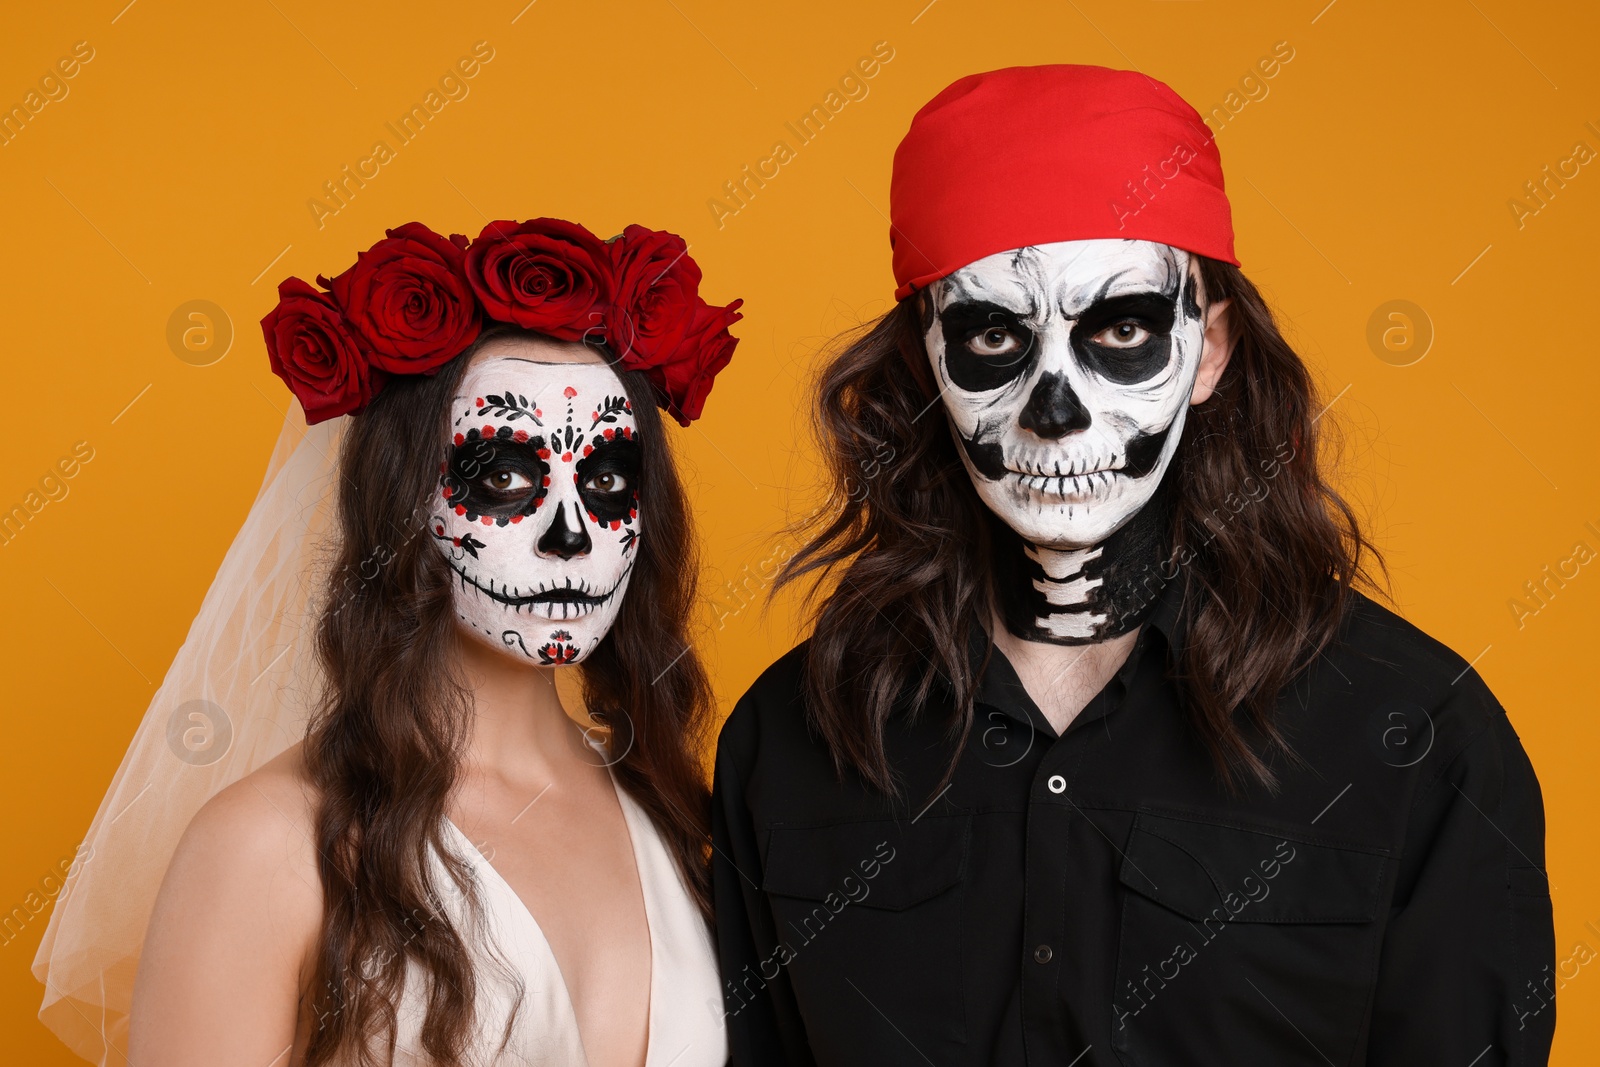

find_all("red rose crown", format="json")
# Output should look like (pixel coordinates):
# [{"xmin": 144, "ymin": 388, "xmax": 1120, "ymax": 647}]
[{"xmin": 262, "ymin": 218, "xmax": 741, "ymax": 426}]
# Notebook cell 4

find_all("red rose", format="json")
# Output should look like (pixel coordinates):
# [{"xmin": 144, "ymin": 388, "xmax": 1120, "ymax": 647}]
[
  {"xmin": 605, "ymin": 224, "xmax": 704, "ymax": 368},
  {"xmin": 321, "ymin": 222, "xmax": 480, "ymax": 373},
  {"xmin": 262, "ymin": 278, "xmax": 383, "ymax": 424},
  {"xmin": 464, "ymin": 219, "xmax": 613, "ymax": 341},
  {"xmin": 605, "ymin": 224, "xmax": 741, "ymax": 423},
  {"xmin": 645, "ymin": 298, "xmax": 743, "ymax": 426}
]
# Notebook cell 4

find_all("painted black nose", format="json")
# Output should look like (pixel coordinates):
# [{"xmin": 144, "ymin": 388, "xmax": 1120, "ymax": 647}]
[
  {"xmin": 536, "ymin": 503, "xmax": 591, "ymax": 559},
  {"xmin": 1018, "ymin": 371, "xmax": 1090, "ymax": 439}
]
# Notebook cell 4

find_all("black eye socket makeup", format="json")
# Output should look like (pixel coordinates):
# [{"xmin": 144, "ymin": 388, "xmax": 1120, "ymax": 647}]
[
  {"xmin": 575, "ymin": 435, "xmax": 641, "ymax": 524},
  {"xmin": 939, "ymin": 300, "xmax": 1038, "ymax": 391},
  {"xmin": 445, "ymin": 433, "xmax": 551, "ymax": 518},
  {"xmin": 1070, "ymin": 290, "xmax": 1178, "ymax": 385}
]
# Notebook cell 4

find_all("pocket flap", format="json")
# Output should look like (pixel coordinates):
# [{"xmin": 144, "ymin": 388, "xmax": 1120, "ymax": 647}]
[
  {"xmin": 1117, "ymin": 811, "xmax": 1386, "ymax": 924},
  {"xmin": 763, "ymin": 815, "xmax": 969, "ymax": 911}
]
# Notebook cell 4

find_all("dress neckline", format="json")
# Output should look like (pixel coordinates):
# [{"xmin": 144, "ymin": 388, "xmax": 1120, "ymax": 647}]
[{"xmin": 443, "ymin": 762, "xmax": 659, "ymax": 1067}]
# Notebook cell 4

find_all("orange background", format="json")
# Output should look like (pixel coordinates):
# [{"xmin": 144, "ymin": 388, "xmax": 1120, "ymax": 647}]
[{"xmin": 2, "ymin": 0, "xmax": 1596, "ymax": 1060}]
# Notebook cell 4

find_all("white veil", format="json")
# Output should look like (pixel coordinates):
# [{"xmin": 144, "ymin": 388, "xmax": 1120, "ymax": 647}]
[{"xmin": 33, "ymin": 410, "xmax": 346, "ymax": 1065}]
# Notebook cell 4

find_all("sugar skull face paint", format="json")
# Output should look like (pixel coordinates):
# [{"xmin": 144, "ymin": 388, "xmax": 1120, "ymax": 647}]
[
  {"xmin": 923, "ymin": 239, "xmax": 1208, "ymax": 642},
  {"xmin": 925, "ymin": 239, "xmax": 1203, "ymax": 548},
  {"xmin": 433, "ymin": 352, "xmax": 640, "ymax": 665}
]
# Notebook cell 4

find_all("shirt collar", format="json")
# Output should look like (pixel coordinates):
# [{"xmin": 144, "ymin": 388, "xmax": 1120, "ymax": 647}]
[
  {"xmin": 971, "ymin": 575, "xmax": 1187, "ymax": 734},
  {"xmin": 1144, "ymin": 569, "xmax": 1187, "ymax": 655}
]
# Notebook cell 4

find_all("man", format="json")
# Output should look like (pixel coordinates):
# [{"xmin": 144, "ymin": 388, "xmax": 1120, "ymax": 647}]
[{"xmin": 713, "ymin": 65, "xmax": 1553, "ymax": 1065}]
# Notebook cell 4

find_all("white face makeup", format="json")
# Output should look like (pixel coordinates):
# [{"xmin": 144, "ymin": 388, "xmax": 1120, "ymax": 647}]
[
  {"xmin": 923, "ymin": 239, "xmax": 1205, "ymax": 550},
  {"xmin": 432, "ymin": 352, "xmax": 640, "ymax": 665}
]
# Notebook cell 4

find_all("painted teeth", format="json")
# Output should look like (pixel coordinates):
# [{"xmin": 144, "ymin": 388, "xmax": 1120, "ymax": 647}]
[
  {"xmin": 1017, "ymin": 456, "xmax": 1113, "ymax": 478},
  {"xmin": 1016, "ymin": 470, "xmax": 1116, "ymax": 496}
]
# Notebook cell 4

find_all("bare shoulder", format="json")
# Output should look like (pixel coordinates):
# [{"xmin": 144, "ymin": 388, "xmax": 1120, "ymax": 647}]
[
  {"xmin": 131, "ymin": 743, "xmax": 324, "ymax": 1063},
  {"xmin": 169, "ymin": 741, "xmax": 321, "ymax": 907}
]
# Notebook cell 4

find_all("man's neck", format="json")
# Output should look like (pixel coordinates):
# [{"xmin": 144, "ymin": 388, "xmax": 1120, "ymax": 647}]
[
  {"xmin": 991, "ymin": 613, "xmax": 1141, "ymax": 735},
  {"xmin": 993, "ymin": 482, "xmax": 1173, "ymax": 645},
  {"xmin": 984, "ymin": 478, "xmax": 1172, "ymax": 732}
]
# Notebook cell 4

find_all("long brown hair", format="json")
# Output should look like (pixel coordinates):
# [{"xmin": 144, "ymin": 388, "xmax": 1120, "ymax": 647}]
[
  {"xmin": 777, "ymin": 258, "xmax": 1386, "ymax": 794},
  {"xmin": 300, "ymin": 326, "xmax": 715, "ymax": 1066}
]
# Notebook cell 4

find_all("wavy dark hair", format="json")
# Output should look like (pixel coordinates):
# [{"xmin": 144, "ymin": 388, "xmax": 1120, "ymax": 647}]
[
  {"xmin": 298, "ymin": 325, "xmax": 715, "ymax": 1066},
  {"xmin": 777, "ymin": 258, "xmax": 1386, "ymax": 794}
]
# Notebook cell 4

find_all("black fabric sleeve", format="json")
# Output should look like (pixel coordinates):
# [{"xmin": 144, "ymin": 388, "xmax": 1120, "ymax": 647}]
[
  {"xmin": 711, "ymin": 698, "xmax": 818, "ymax": 1067},
  {"xmin": 1366, "ymin": 678, "xmax": 1555, "ymax": 1065}
]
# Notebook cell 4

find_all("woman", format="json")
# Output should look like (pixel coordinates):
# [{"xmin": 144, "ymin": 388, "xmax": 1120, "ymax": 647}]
[
  {"xmin": 36, "ymin": 218, "xmax": 741, "ymax": 1066},
  {"xmin": 712, "ymin": 66, "xmax": 1553, "ymax": 1065}
]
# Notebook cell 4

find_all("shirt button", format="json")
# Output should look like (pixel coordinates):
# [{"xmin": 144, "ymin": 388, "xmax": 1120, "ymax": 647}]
[
  {"xmin": 1034, "ymin": 944, "xmax": 1053, "ymax": 964},
  {"xmin": 1047, "ymin": 774, "xmax": 1066, "ymax": 794}
]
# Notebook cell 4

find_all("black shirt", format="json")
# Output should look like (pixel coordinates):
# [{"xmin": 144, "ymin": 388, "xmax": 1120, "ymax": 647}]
[{"xmin": 711, "ymin": 581, "xmax": 1555, "ymax": 1065}]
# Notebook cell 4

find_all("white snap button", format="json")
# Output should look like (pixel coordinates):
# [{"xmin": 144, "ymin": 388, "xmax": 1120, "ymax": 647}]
[{"xmin": 1047, "ymin": 774, "xmax": 1066, "ymax": 794}]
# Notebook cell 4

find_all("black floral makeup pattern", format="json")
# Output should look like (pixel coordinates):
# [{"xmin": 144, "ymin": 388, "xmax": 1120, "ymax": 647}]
[
  {"xmin": 590, "ymin": 394, "xmax": 631, "ymax": 430},
  {"xmin": 499, "ymin": 627, "xmax": 582, "ymax": 665},
  {"xmin": 536, "ymin": 628, "xmax": 581, "ymax": 665},
  {"xmin": 430, "ymin": 524, "xmax": 487, "ymax": 559},
  {"xmin": 475, "ymin": 389, "xmax": 544, "ymax": 424}
]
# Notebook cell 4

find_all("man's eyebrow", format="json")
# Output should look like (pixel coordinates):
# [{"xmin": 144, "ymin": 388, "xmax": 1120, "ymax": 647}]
[
  {"xmin": 1061, "ymin": 270, "xmax": 1180, "ymax": 316},
  {"xmin": 1077, "ymin": 288, "xmax": 1174, "ymax": 308},
  {"xmin": 1090, "ymin": 270, "xmax": 1133, "ymax": 303},
  {"xmin": 939, "ymin": 299, "xmax": 1034, "ymax": 330},
  {"xmin": 942, "ymin": 266, "xmax": 1038, "ymax": 304},
  {"xmin": 1069, "ymin": 289, "xmax": 1179, "ymax": 332}
]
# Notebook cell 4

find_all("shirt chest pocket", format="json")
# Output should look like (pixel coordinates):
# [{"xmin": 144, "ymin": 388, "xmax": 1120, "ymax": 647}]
[
  {"xmin": 1111, "ymin": 811, "xmax": 1390, "ymax": 1067},
  {"xmin": 761, "ymin": 815, "xmax": 970, "ymax": 1060}
]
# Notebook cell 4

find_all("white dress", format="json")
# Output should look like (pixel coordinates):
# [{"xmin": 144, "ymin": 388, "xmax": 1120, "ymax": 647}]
[{"xmin": 385, "ymin": 773, "xmax": 728, "ymax": 1066}]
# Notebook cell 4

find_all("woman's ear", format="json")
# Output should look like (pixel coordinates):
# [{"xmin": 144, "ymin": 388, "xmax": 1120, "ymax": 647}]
[{"xmin": 1190, "ymin": 297, "xmax": 1235, "ymax": 406}]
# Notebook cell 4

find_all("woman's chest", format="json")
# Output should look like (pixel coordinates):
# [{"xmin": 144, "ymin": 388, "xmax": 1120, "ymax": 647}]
[{"xmin": 452, "ymin": 775, "xmax": 653, "ymax": 1062}]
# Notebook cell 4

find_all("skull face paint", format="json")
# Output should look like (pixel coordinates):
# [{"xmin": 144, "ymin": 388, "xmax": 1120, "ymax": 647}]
[
  {"xmin": 923, "ymin": 239, "xmax": 1207, "ymax": 643},
  {"xmin": 433, "ymin": 354, "xmax": 640, "ymax": 665}
]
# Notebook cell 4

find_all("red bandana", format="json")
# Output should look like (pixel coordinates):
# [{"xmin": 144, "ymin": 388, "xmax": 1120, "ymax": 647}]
[{"xmin": 889, "ymin": 64, "xmax": 1238, "ymax": 301}]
